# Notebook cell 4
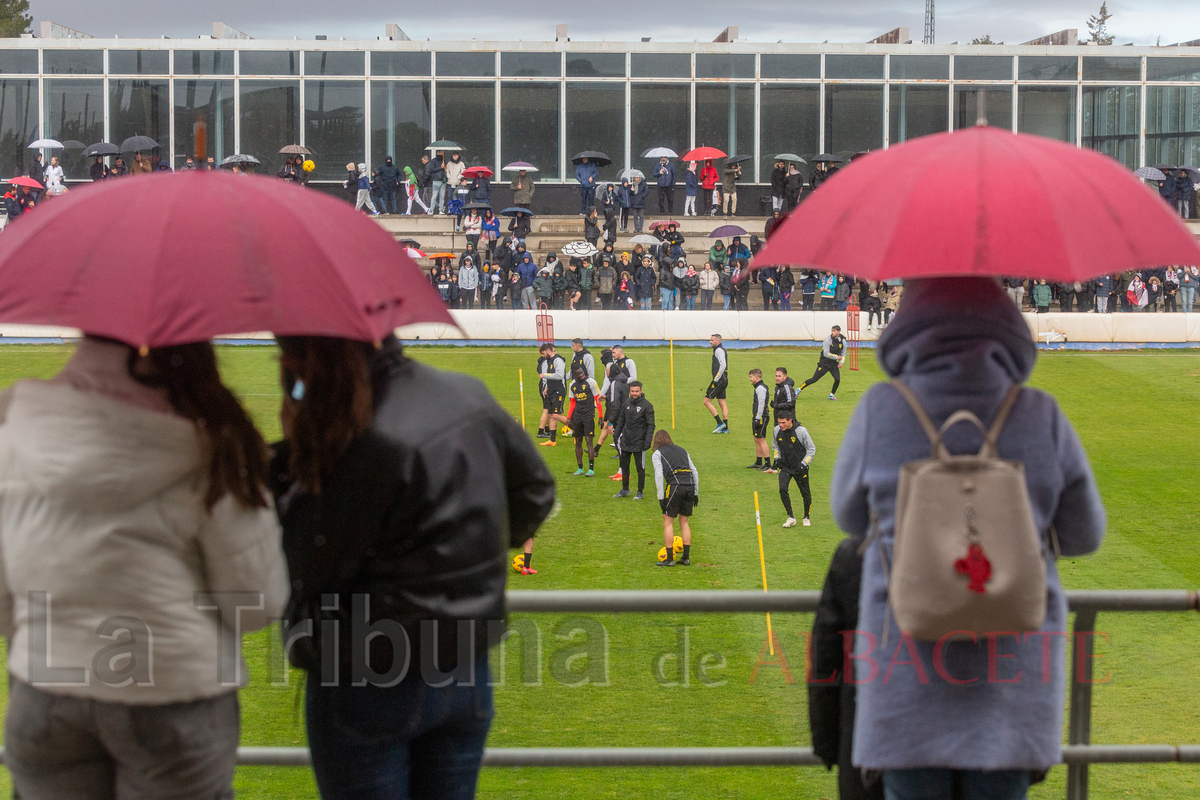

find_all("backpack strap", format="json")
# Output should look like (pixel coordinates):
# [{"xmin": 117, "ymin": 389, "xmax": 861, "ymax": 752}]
[
  {"xmin": 890, "ymin": 380, "xmax": 941, "ymax": 449},
  {"xmin": 987, "ymin": 384, "xmax": 1023, "ymax": 445}
]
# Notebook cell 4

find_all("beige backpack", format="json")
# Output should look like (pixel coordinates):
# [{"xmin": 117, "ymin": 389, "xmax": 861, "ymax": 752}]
[{"xmin": 878, "ymin": 381, "xmax": 1050, "ymax": 642}]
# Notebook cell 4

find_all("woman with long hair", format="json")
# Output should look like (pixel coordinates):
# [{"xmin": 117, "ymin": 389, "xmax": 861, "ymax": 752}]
[
  {"xmin": 272, "ymin": 334, "xmax": 555, "ymax": 799},
  {"xmin": 0, "ymin": 335, "xmax": 288, "ymax": 798},
  {"xmin": 650, "ymin": 429, "xmax": 699, "ymax": 567}
]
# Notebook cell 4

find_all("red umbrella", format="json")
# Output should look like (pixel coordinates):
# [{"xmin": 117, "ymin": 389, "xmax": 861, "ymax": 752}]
[
  {"xmin": 649, "ymin": 220, "xmax": 680, "ymax": 230},
  {"xmin": 8, "ymin": 176, "xmax": 43, "ymax": 189},
  {"xmin": 0, "ymin": 172, "xmax": 454, "ymax": 348},
  {"xmin": 463, "ymin": 166, "xmax": 494, "ymax": 179},
  {"xmin": 679, "ymin": 146, "xmax": 727, "ymax": 162},
  {"xmin": 752, "ymin": 126, "xmax": 1200, "ymax": 281}
]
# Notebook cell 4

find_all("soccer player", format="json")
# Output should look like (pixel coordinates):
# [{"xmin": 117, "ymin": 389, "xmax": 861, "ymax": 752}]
[
  {"xmin": 651, "ymin": 430, "xmax": 699, "ymax": 567},
  {"xmin": 799, "ymin": 325, "xmax": 846, "ymax": 401},
  {"xmin": 747, "ymin": 369, "xmax": 771, "ymax": 470},
  {"xmin": 537, "ymin": 343, "xmax": 567, "ymax": 445},
  {"xmin": 703, "ymin": 333, "xmax": 730, "ymax": 433},
  {"xmin": 610, "ymin": 344, "xmax": 637, "ymax": 381},
  {"xmin": 769, "ymin": 367, "xmax": 797, "ymax": 472},
  {"xmin": 570, "ymin": 338, "xmax": 596, "ymax": 382},
  {"xmin": 612, "ymin": 381, "xmax": 655, "ymax": 499},
  {"xmin": 554, "ymin": 367, "xmax": 601, "ymax": 476},
  {"xmin": 596, "ymin": 361, "xmax": 630, "ymax": 468},
  {"xmin": 516, "ymin": 537, "xmax": 537, "ymax": 575},
  {"xmin": 774, "ymin": 410, "xmax": 816, "ymax": 527}
]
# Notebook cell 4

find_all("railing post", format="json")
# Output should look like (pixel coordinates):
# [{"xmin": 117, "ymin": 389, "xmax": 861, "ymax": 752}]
[{"xmin": 1066, "ymin": 609, "xmax": 1098, "ymax": 800}]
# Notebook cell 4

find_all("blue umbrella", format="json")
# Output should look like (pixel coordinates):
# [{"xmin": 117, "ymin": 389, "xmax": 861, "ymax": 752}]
[{"xmin": 500, "ymin": 207, "xmax": 534, "ymax": 217}]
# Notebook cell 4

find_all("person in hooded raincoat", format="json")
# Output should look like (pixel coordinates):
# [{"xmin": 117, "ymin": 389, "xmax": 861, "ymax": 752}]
[{"xmin": 831, "ymin": 277, "xmax": 1104, "ymax": 800}]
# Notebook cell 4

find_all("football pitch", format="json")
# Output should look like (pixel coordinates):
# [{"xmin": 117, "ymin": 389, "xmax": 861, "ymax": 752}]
[{"xmin": 0, "ymin": 343, "xmax": 1197, "ymax": 800}]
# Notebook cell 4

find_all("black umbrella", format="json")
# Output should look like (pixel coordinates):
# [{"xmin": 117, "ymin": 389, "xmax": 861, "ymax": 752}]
[
  {"xmin": 82, "ymin": 142, "xmax": 120, "ymax": 157},
  {"xmin": 399, "ymin": 238, "xmax": 422, "ymax": 249},
  {"xmin": 462, "ymin": 202, "xmax": 492, "ymax": 211},
  {"xmin": 571, "ymin": 150, "xmax": 612, "ymax": 167},
  {"xmin": 724, "ymin": 154, "xmax": 753, "ymax": 164},
  {"xmin": 120, "ymin": 135, "xmax": 159, "ymax": 152},
  {"xmin": 809, "ymin": 154, "xmax": 845, "ymax": 164}
]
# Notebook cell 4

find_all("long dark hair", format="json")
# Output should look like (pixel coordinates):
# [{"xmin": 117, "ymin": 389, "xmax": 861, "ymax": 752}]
[
  {"xmin": 277, "ymin": 337, "xmax": 376, "ymax": 494},
  {"xmin": 130, "ymin": 342, "xmax": 270, "ymax": 511},
  {"xmin": 651, "ymin": 429, "xmax": 674, "ymax": 452}
]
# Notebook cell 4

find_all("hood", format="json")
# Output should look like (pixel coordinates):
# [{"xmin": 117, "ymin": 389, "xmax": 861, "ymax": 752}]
[
  {"xmin": 0, "ymin": 381, "xmax": 200, "ymax": 513},
  {"xmin": 357, "ymin": 162, "xmax": 367, "ymax": 172},
  {"xmin": 876, "ymin": 277, "xmax": 1036, "ymax": 385},
  {"xmin": 520, "ymin": 255, "xmax": 534, "ymax": 264}
]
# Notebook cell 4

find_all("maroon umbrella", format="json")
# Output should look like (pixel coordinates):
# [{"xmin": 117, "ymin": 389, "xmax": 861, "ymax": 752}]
[
  {"xmin": 752, "ymin": 125, "xmax": 1200, "ymax": 281},
  {"xmin": 0, "ymin": 172, "xmax": 454, "ymax": 348}
]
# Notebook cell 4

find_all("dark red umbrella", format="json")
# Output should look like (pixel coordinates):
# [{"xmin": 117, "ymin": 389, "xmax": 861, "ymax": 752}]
[
  {"xmin": 752, "ymin": 126, "xmax": 1200, "ymax": 281},
  {"xmin": 0, "ymin": 172, "xmax": 454, "ymax": 348}
]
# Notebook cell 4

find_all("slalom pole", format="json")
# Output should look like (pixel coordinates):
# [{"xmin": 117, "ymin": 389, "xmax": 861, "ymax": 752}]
[
  {"xmin": 670, "ymin": 338, "xmax": 676, "ymax": 430},
  {"xmin": 754, "ymin": 491, "xmax": 774, "ymax": 655},
  {"xmin": 519, "ymin": 368, "xmax": 526, "ymax": 431}
]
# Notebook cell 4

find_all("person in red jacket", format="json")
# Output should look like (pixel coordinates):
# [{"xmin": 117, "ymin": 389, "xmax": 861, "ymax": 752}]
[{"xmin": 699, "ymin": 159, "xmax": 720, "ymax": 217}]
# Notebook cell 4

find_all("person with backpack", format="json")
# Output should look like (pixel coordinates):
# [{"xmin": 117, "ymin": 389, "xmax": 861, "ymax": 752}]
[
  {"xmin": 830, "ymin": 276, "xmax": 1105, "ymax": 800},
  {"xmin": 650, "ymin": 430, "xmax": 698, "ymax": 567}
]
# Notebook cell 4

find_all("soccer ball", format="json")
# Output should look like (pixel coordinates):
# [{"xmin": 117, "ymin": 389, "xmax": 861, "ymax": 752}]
[
  {"xmin": 657, "ymin": 536, "xmax": 684, "ymax": 561},
  {"xmin": 513, "ymin": 554, "xmax": 525, "ymax": 573},
  {"xmin": 302, "ymin": 159, "xmax": 315, "ymax": 173}
]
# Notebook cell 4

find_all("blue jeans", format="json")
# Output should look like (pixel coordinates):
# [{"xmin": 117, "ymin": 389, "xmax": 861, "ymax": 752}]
[
  {"xmin": 884, "ymin": 768, "xmax": 1031, "ymax": 800},
  {"xmin": 723, "ymin": 295, "xmax": 731, "ymax": 310},
  {"xmin": 660, "ymin": 287, "xmax": 674, "ymax": 310},
  {"xmin": 1183, "ymin": 286, "xmax": 1196, "ymax": 311},
  {"xmin": 429, "ymin": 181, "xmax": 446, "ymax": 214},
  {"xmin": 780, "ymin": 291, "xmax": 791, "ymax": 310},
  {"xmin": 382, "ymin": 189, "xmax": 398, "ymax": 214},
  {"xmin": 685, "ymin": 295, "xmax": 696, "ymax": 310},
  {"xmin": 306, "ymin": 654, "xmax": 494, "ymax": 800},
  {"xmin": 640, "ymin": 298, "xmax": 652, "ymax": 310}
]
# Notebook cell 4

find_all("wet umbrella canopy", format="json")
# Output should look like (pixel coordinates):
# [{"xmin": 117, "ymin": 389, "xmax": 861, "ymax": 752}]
[
  {"xmin": 82, "ymin": 142, "xmax": 120, "ymax": 157},
  {"xmin": 572, "ymin": 151, "xmax": 612, "ymax": 167},
  {"xmin": 0, "ymin": 172, "xmax": 454, "ymax": 348},
  {"xmin": 120, "ymin": 135, "xmax": 159, "ymax": 152},
  {"xmin": 753, "ymin": 126, "xmax": 1200, "ymax": 282}
]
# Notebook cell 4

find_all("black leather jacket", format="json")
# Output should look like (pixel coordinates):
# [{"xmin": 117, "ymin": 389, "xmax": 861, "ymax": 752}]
[{"xmin": 272, "ymin": 340, "xmax": 556, "ymax": 681}]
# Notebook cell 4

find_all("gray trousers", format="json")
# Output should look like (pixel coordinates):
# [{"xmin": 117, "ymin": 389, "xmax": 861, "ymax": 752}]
[{"xmin": 5, "ymin": 679, "xmax": 238, "ymax": 800}]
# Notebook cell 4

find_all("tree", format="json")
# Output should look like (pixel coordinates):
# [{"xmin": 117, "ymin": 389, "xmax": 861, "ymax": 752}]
[
  {"xmin": 0, "ymin": 0, "xmax": 31, "ymax": 38},
  {"xmin": 1087, "ymin": 2, "xmax": 1114, "ymax": 45},
  {"xmin": 970, "ymin": 34, "xmax": 995, "ymax": 45}
]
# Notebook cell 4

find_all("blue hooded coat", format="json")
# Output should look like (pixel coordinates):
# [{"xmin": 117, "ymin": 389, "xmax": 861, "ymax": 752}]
[{"xmin": 831, "ymin": 277, "xmax": 1105, "ymax": 772}]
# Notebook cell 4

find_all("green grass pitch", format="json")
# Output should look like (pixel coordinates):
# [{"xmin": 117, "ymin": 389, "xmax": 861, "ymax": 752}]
[{"xmin": 0, "ymin": 343, "xmax": 1196, "ymax": 799}]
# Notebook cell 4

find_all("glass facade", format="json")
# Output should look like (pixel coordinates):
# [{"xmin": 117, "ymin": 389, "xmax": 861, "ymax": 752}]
[
  {"xmin": 1146, "ymin": 86, "xmax": 1199, "ymax": 168},
  {"xmin": 175, "ymin": 79, "xmax": 234, "ymax": 167},
  {"xmin": 501, "ymin": 82, "xmax": 560, "ymax": 180},
  {"xmin": 305, "ymin": 80, "xmax": 364, "ymax": 180},
  {"xmin": 239, "ymin": 80, "xmax": 299, "ymax": 176},
  {"xmin": 44, "ymin": 79, "xmax": 103, "ymax": 179},
  {"xmin": 435, "ymin": 82, "xmax": 495, "ymax": 168},
  {"xmin": 566, "ymin": 83, "xmax": 624, "ymax": 182},
  {"xmin": 890, "ymin": 85, "xmax": 949, "ymax": 144},
  {"xmin": 110, "ymin": 79, "xmax": 168, "ymax": 161},
  {"xmin": 370, "ymin": 81, "xmax": 430, "ymax": 174},
  {"xmin": 0, "ymin": 79, "xmax": 37, "ymax": 177},
  {"xmin": 4, "ymin": 43, "xmax": 1197, "ymax": 183},
  {"xmin": 826, "ymin": 84, "xmax": 884, "ymax": 154},
  {"xmin": 1086, "ymin": 86, "xmax": 1140, "ymax": 168}
]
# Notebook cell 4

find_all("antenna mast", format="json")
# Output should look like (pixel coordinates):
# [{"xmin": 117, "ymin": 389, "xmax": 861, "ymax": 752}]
[{"xmin": 923, "ymin": 0, "xmax": 935, "ymax": 44}]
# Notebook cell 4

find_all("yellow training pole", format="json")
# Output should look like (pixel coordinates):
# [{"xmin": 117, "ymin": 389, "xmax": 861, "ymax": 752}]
[
  {"xmin": 670, "ymin": 338, "xmax": 676, "ymax": 430},
  {"xmin": 754, "ymin": 491, "xmax": 774, "ymax": 655},
  {"xmin": 519, "ymin": 368, "xmax": 527, "ymax": 431}
]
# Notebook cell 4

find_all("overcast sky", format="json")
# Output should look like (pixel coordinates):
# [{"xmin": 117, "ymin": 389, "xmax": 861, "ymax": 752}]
[{"xmin": 28, "ymin": 0, "xmax": 1200, "ymax": 47}]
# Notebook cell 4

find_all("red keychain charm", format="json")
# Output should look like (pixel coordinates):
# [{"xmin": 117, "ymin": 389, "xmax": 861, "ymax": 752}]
[{"xmin": 955, "ymin": 543, "xmax": 992, "ymax": 594}]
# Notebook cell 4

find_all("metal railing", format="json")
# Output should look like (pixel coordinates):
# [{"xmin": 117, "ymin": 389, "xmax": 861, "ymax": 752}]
[{"xmin": 1, "ymin": 590, "xmax": 1194, "ymax": 799}]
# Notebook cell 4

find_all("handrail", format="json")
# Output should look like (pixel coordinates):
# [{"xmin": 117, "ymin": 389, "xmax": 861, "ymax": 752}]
[{"xmin": 0, "ymin": 590, "xmax": 1193, "ymax": 799}]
